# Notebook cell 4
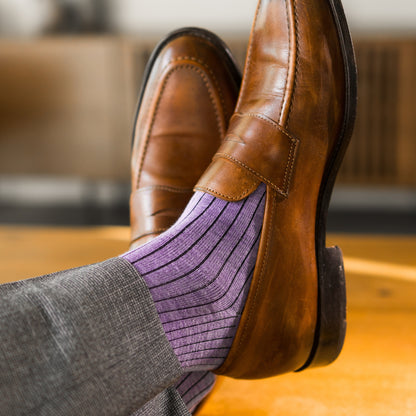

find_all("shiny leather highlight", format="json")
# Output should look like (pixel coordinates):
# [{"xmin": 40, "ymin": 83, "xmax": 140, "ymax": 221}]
[
  {"xmin": 130, "ymin": 28, "xmax": 241, "ymax": 249},
  {"xmin": 200, "ymin": 112, "xmax": 299, "ymax": 198},
  {"xmin": 196, "ymin": 0, "xmax": 356, "ymax": 378}
]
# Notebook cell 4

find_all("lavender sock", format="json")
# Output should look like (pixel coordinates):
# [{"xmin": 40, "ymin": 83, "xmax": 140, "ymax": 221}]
[
  {"xmin": 122, "ymin": 184, "xmax": 266, "ymax": 372},
  {"xmin": 175, "ymin": 372, "xmax": 216, "ymax": 413}
]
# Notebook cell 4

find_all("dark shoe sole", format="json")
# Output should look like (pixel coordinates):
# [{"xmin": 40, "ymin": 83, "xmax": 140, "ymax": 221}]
[{"xmin": 297, "ymin": 0, "xmax": 357, "ymax": 371}]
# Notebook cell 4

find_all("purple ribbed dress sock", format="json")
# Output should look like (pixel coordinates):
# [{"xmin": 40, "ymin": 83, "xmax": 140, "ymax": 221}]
[
  {"xmin": 175, "ymin": 372, "xmax": 216, "ymax": 412},
  {"xmin": 122, "ymin": 184, "xmax": 266, "ymax": 372}
]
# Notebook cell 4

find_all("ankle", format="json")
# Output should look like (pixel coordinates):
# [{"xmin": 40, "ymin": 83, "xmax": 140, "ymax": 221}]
[
  {"xmin": 122, "ymin": 185, "xmax": 266, "ymax": 371},
  {"xmin": 175, "ymin": 372, "xmax": 216, "ymax": 412}
]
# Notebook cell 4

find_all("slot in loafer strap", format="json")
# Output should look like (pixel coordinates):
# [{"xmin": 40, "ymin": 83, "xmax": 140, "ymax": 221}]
[{"xmin": 196, "ymin": 113, "xmax": 300, "ymax": 200}]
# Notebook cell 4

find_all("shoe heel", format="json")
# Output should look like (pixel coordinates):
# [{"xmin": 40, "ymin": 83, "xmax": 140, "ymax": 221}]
[{"xmin": 297, "ymin": 245, "xmax": 347, "ymax": 371}]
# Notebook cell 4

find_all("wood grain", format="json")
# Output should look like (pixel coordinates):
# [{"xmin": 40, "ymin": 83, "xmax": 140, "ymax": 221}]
[{"xmin": 0, "ymin": 227, "xmax": 415, "ymax": 415}]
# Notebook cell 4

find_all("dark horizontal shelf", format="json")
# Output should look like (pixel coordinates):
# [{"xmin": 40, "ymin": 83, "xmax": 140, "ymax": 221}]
[
  {"xmin": 0, "ymin": 204, "xmax": 415, "ymax": 235},
  {"xmin": 327, "ymin": 209, "xmax": 416, "ymax": 235}
]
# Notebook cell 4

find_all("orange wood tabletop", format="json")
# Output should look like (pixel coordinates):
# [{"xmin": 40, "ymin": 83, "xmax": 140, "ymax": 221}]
[{"xmin": 1, "ymin": 226, "xmax": 415, "ymax": 415}]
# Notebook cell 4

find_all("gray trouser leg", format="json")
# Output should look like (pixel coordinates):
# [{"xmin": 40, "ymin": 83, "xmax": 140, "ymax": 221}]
[
  {"xmin": 0, "ymin": 257, "xmax": 185, "ymax": 415},
  {"xmin": 132, "ymin": 387, "xmax": 190, "ymax": 416}
]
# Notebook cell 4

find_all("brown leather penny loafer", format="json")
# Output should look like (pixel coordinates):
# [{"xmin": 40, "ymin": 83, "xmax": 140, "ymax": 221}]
[
  {"xmin": 130, "ymin": 27, "xmax": 241, "ymax": 249},
  {"xmin": 196, "ymin": 0, "xmax": 357, "ymax": 379}
]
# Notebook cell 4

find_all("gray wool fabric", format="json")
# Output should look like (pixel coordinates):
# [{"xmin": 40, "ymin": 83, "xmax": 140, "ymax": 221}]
[
  {"xmin": 131, "ymin": 387, "xmax": 190, "ymax": 416},
  {"xmin": 0, "ymin": 257, "xmax": 186, "ymax": 415}
]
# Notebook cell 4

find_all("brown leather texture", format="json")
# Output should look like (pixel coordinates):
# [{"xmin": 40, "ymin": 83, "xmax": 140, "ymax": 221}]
[
  {"xmin": 130, "ymin": 29, "xmax": 240, "ymax": 249},
  {"xmin": 196, "ymin": 0, "xmax": 350, "ymax": 378}
]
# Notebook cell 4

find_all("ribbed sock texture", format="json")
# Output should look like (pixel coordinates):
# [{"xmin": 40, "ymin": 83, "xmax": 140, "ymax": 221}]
[
  {"xmin": 175, "ymin": 372, "xmax": 216, "ymax": 413},
  {"xmin": 122, "ymin": 184, "xmax": 266, "ymax": 371}
]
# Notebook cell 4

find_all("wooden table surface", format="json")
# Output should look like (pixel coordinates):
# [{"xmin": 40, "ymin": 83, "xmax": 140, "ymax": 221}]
[{"xmin": 1, "ymin": 226, "xmax": 415, "ymax": 415}]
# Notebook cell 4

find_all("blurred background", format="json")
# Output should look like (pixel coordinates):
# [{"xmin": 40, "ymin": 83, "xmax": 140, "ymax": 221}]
[{"xmin": 0, "ymin": 0, "xmax": 415, "ymax": 232}]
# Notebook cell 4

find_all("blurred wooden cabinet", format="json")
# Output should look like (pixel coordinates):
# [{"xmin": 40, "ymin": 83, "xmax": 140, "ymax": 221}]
[
  {"xmin": 0, "ymin": 37, "xmax": 134, "ymax": 181},
  {"xmin": 0, "ymin": 36, "xmax": 415, "ymax": 185},
  {"xmin": 339, "ymin": 38, "xmax": 416, "ymax": 186}
]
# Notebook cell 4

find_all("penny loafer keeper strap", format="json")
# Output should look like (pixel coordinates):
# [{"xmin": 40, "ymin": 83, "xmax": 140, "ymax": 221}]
[{"xmin": 196, "ymin": 113, "xmax": 300, "ymax": 201}]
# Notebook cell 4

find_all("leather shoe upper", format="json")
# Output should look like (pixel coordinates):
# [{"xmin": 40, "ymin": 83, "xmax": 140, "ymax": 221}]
[
  {"xmin": 196, "ymin": 0, "xmax": 355, "ymax": 378},
  {"xmin": 130, "ymin": 28, "xmax": 241, "ymax": 248}
]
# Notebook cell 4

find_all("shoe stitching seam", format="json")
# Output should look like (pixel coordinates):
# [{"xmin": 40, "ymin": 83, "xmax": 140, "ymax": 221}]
[
  {"xmin": 214, "ymin": 153, "xmax": 285, "ymax": 198},
  {"xmin": 194, "ymin": 186, "xmax": 255, "ymax": 201},
  {"xmin": 235, "ymin": 189, "xmax": 276, "ymax": 358},
  {"xmin": 217, "ymin": 112, "xmax": 299, "ymax": 197},
  {"xmin": 286, "ymin": 0, "xmax": 299, "ymax": 128},
  {"xmin": 135, "ymin": 63, "xmax": 224, "ymax": 189},
  {"xmin": 278, "ymin": 0, "xmax": 292, "ymax": 123},
  {"xmin": 237, "ymin": 111, "xmax": 299, "ymax": 142},
  {"xmin": 169, "ymin": 55, "xmax": 228, "ymax": 132},
  {"xmin": 177, "ymin": 33, "xmax": 235, "ymax": 122},
  {"xmin": 136, "ymin": 64, "xmax": 222, "ymax": 188},
  {"xmin": 185, "ymin": 30, "xmax": 239, "ymax": 118},
  {"xmin": 235, "ymin": 0, "xmax": 262, "ymax": 110},
  {"xmin": 282, "ymin": 135, "xmax": 299, "ymax": 191},
  {"xmin": 134, "ymin": 185, "xmax": 194, "ymax": 194}
]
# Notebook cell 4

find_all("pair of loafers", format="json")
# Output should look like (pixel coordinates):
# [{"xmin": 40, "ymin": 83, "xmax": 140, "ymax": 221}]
[{"xmin": 130, "ymin": 0, "xmax": 357, "ymax": 379}]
